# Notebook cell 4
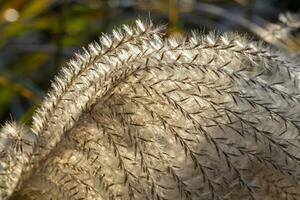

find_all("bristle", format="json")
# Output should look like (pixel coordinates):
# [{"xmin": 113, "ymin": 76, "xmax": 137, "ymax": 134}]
[
  {"xmin": 1, "ymin": 20, "xmax": 300, "ymax": 200},
  {"xmin": 29, "ymin": 20, "xmax": 161, "ymax": 173},
  {"xmin": 0, "ymin": 122, "xmax": 34, "ymax": 199}
]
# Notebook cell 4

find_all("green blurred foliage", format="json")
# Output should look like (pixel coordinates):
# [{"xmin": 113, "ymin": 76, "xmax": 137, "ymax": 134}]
[{"xmin": 0, "ymin": 0, "xmax": 299, "ymax": 124}]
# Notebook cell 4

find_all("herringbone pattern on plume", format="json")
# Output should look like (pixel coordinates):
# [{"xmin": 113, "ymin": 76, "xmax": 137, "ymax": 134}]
[{"xmin": 1, "ymin": 20, "xmax": 300, "ymax": 200}]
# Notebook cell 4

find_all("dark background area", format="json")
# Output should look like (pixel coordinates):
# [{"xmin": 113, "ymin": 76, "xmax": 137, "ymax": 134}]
[{"xmin": 0, "ymin": 0, "xmax": 299, "ymax": 124}]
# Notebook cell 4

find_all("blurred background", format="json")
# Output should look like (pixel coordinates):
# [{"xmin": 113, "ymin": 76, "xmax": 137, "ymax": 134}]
[{"xmin": 0, "ymin": 0, "xmax": 300, "ymax": 124}]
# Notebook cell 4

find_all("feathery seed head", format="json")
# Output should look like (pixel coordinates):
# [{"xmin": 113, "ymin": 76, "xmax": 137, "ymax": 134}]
[{"xmin": 1, "ymin": 20, "xmax": 300, "ymax": 200}]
